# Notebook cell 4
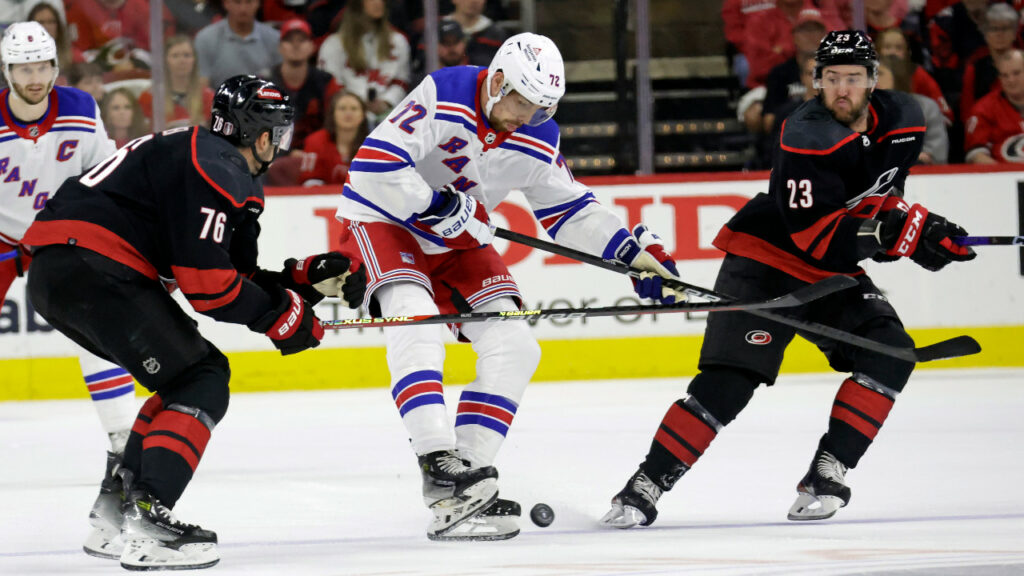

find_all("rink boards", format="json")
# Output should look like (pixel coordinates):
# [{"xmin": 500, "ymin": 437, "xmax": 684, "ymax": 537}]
[{"xmin": 2, "ymin": 166, "xmax": 1022, "ymax": 400}]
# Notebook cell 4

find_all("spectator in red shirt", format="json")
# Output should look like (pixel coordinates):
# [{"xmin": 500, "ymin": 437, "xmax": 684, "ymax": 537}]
[
  {"xmin": 269, "ymin": 18, "xmax": 341, "ymax": 152},
  {"xmin": 960, "ymin": 2, "xmax": 1021, "ymax": 122},
  {"xmin": 875, "ymin": 27, "xmax": 954, "ymax": 123},
  {"xmin": 965, "ymin": 49, "xmax": 1024, "ymax": 163},
  {"xmin": 722, "ymin": 0, "xmax": 777, "ymax": 86},
  {"xmin": 65, "ymin": 0, "xmax": 175, "ymax": 61},
  {"xmin": 299, "ymin": 90, "xmax": 369, "ymax": 186},
  {"xmin": 743, "ymin": 0, "xmax": 844, "ymax": 88},
  {"xmin": 928, "ymin": 0, "xmax": 989, "ymax": 95},
  {"xmin": 139, "ymin": 34, "xmax": 214, "ymax": 128}
]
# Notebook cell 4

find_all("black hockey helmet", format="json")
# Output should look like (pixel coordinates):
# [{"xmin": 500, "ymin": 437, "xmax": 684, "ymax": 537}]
[
  {"xmin": 814, "ymin": 30, "xmax": 878, "ymax": 82},
  {"xmin": 210, "ymin": 75, "xmax": 295, "ymax": 151}
]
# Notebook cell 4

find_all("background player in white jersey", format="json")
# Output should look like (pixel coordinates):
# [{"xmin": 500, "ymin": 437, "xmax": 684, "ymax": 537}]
[
  {"xmin": 0, "ymin": 21, "xmax": 138, "ymax": 557},
  {"xmin": 336, "ymin": 32, "xmax": 686, "ymax": 541}
]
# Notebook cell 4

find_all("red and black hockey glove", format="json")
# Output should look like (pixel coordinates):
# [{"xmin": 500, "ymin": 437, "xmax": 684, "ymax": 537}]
[
  {"xmin": 248, "ymin": 287, "xmax": 324, "ymax": 355},
  {"xmin": 417, "ymin": 184, "xmax": 495, "ymax": 250},
  {"xmin": 284, "ymin": 251, "xmax": 367, "ymax": 308},
  {"xmin": 880, "ymin": 203, "xmax": 976, "ymax": 271}
]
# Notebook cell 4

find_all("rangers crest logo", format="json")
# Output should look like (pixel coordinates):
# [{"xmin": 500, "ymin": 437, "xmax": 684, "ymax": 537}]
[
  {"xmin": 142, "ymin": 357, "xmax": 161, "ymax": 374},
  {"xmin": 257, "ymin": 86, "xmax": 284, "ymax": 100}
]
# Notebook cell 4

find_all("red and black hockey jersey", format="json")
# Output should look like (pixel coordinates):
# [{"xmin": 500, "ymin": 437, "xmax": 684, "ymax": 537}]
[
  {"xmin": 714, "ymin": 90, "xmax": 926, "ymax": 282},
  {"xmin": 22, "ymin": 126, "xmax": 276, "ymax": 326}
]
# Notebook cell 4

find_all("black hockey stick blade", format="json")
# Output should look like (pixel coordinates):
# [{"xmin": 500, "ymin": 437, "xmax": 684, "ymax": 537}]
[
  {"xmin": 495, "ymin": 227, "xmax": 979, "ymax": 363},
  {"xmin": 953, "ymin": 235, "xmax": 1024, "ymax": 246},
  {"xmin": 912, "ymin": 335, "xmax": 983, "ymax": 362}
]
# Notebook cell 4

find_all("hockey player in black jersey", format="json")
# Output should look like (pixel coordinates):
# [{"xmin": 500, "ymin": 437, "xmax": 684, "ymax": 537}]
[
  {"xmin": 601, "ymin": 31, "xmax": 977, "ymax": 529},
  {"xmin": 22, "ymin": 75, "xmax": 367, "ymax": 570}
]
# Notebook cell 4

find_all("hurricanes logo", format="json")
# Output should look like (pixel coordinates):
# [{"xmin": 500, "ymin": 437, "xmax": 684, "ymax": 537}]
[
  {"xmin": 745, "ymin": 330, "xmax": 772, "ymax": 345},
  {"xmin": 999, "ymin": 134, "xmax": 1024, "ymax": 163},
  {"xmin": 142, "ymin": 357, "xmax": 161, "ymax": 374}
]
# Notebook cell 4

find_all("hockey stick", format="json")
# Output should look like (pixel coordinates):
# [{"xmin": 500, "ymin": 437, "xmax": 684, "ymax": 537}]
[
  {"xmin": 953, "ymin": 235, "xmax": 1024, "ymax": 246},
  {"xmin": 321, "ymin": 278, "xmax": 847, "ymax": 330},
  {"xmin": 493, "ymin": 227, "xmax": 981, "ymax": 363}
]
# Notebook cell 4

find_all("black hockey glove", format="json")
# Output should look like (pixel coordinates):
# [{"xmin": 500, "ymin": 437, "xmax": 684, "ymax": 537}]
[
  {"xmin": 876, "ymin": 204, "xmax": 976, "ymax": 272},
  {"xmin": 283, "ymin": 252, "xmax": 366, "ymax": 308},
  {"xmin": 248, "ymin": 287, "xmax": 324, "ymax": 355}
]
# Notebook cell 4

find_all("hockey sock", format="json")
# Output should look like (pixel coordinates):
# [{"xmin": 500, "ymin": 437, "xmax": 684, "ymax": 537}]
[
  {"xmin": 644, "ymin": 395, "xmax": 724, "ymax": 490},
  {"xmin": 822, "ymin": 375, "xmax": 897, "ymax": 468},
  {"xmin": 455, "ymin": 297, "xmax": 539, "ymax": 467},
  {"xmin": 138, "ymin": 404, "xmax": 214, "ymax": 508},
  {"xmin": 378, "ymin": 282, "xmax": 453, "ymax": 455},
  {"xmin": 79, "ymin": 353, "xmax": 136, "ymax": 451},
  {"xmin": 122, "ymin": 394, "xmax": 164, "ymax": 482}
]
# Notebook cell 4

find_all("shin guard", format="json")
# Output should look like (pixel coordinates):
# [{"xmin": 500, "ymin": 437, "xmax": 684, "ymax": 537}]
[
  {"xmin": 823, "ymin": 374, "xmax": 898, "ymax": 468},
  {"xmin": 139, "ymin": 404, "xmax": 215, "ymax": 508},
  {"xmin": 647, "ymin": 396, "xmax": 723, "ymax": 489}
]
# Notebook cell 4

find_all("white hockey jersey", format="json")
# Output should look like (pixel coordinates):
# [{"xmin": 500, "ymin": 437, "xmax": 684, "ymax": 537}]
[
  {"xmin": 0, "ymin": 86, "xmax": 115, "ymax": 245},
  {"xmin": 338, "ymin": 66, "xmax": 634, "ymax": 259}
]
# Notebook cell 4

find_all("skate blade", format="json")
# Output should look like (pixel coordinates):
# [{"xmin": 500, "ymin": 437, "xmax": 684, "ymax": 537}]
[
  {"xmin": 120, "ymin": 538, "xmax": 220, "ymax": 571},
  {"xmin": 787, "ymin": 492, "xmax": 845, "ymax": 521},
  {"xmin": 428, "ymin": 478, "xmax": 498, "ymax": 537},
  {"xmin": 83, "ymin": 527, "xmax": 124, "ymax": 560},
  {"xmin": 428, "ymin": 513, "xmax": 520, "ymax": 541},
  {"xmin": 599, "ymin": 503, "xmax": 647, "ymax": 529}
]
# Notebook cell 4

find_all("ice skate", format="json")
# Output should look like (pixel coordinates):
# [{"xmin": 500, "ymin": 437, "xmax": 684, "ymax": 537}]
[
  {"xmin": 428, "ymin": 497, "xmax": 520, "ymax": 541},
  {"xmin": 601, "ymin": 469, "xmax": 663, "ymax": 529},
  {"xmin": 83, "ymin": 451, "xmax": 126, "ymax": 559},
  {"xmin": 119, "ymin": 490, "xmax": 219, "ymax": 571},
  {"xmin": 788, "ymin": 450, "xmax": 851, "ymax": 521},
  {"xmin": 419, "ymin": 450, "xmax": 498, "ymax": 538}
]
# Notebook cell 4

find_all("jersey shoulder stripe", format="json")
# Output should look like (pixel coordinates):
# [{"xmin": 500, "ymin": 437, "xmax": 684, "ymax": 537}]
[
  {"xmin": 54, "ymin": 86, "xmax": 100, "ymax": 119},
  {"xmin": 780, "ymin": 99, "xmax": 859, "ymax": 156},
  {"xmin": 350, "ymin": 137, "xmax": 416, "ymax": 173},
  {"xmin": 499, "ymin": 121, "xmax": 560, "ymax": 163},
  {"xmin": 431, "ymin": 66, "xmax": 484, "ymax": 109}
]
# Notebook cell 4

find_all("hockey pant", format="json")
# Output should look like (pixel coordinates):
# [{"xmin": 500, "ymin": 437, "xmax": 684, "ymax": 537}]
[
  {"xmin": 378, "ymin": 281, "xmax": 540, "ymax": 465},
  {"xmin": 2, "ymin": 243, "xmax": 135, "ymax": 451}
]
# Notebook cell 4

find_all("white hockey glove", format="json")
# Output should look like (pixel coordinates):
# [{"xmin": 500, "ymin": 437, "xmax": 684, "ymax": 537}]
[
  {"xmin": 615, "ymin": 224, "xmax": 687, "ymax": 304},
  {"xmin": 418, "ymin": 185, "xmax": 495, "ymax": 250}
]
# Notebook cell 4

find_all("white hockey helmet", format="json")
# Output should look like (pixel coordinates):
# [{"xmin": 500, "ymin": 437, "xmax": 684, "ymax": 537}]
[
  {"xmin": 2, "ymin": 21, "xmax": 59, "ymax": 92},
  {"xmin": 485, "ymin": 32, "xmax": 565, "ymax": 126}
]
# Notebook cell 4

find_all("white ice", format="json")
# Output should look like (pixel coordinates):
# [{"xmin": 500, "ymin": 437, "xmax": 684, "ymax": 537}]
[{"xmin": 2, "ymin": 368, "xmax": 1023, "ymax": 575}]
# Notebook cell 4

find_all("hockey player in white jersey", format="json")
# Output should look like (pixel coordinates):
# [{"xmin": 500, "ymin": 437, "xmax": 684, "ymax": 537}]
[
  {"xmin": 0, "ymin": 21, "xmax": 137, "ymax": 558},
  {"xmin": 335, "ymin": 32, "xmax": 685, "ymax": 541}
]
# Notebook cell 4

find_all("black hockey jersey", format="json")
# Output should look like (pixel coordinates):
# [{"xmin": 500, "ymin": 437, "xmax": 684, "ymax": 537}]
[
  {"xmin": 714, "ymin": 90, "xmax": 926, "ymax": 282},
  {"xmin": 23, "ymin": 126, "xmax": 275, "ymax": 326}
]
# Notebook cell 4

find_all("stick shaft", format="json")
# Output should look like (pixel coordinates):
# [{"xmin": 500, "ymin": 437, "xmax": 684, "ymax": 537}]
[{"xmin": 953, "ymin": 235, "xmax": 1024, "ymax": 246}]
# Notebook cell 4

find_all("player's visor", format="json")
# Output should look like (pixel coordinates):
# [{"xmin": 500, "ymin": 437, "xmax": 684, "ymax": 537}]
[
  {"xmin": 272, "ymin": 124, "xmax": 294, "ymax": 151},
  {"xmin": 526, "ymin": 104, "xmax": 557, "ymax": 126}
]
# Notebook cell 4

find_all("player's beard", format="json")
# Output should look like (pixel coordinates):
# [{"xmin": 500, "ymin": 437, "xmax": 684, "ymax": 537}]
[
  {"xmin": 12, "ymin": 81, "xmax": 50, "ymax": 106},
  {"xmin": 825, "ymin": 89, "xmax": 870, "ymax": 127}
]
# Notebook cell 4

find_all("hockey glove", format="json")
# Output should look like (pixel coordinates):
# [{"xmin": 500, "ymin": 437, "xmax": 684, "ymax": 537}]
[
  {"xmin": 418, "ymin": 184, "xmax": 495, "ymax": 250},
  {"xmin": 248, "ymin": 287, "xmax": 324, "ymax": 355},
  {"xmin": 614, "ymin": 224, "xmax": 687, "ymax": 304},
  {"xmin": 878, "ymin": 203, "xmax": 976, "ymax": 272},
  {"xmin": 284, "ymin": 252, "xmax": 366, "ymax": 308}
]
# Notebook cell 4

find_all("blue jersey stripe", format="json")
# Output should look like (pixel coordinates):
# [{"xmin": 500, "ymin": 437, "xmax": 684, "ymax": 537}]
[
  {"xmin": 459, "ymin": 390, "xmax": 518, "ymax": 413},
  {"xmin": 435, "ymin": 113, "xmax": 476, "ymax": 132},
  {"xmin": 499, "ymin": 141, "xmax": 552, "ymax": 164},
  {"xmin": 392, "ymin": 369, "xmax": 443, "ymax": 398},
  {"xmin": 455, "ymin": 414, "xmax": 510, "ymax": 436},
  {"xmin": 399, "ymin": 393, "xmax": 445, "ymax": 416},
  {"xmin": 350, "ymin": 160, "xmax": 409, "ymax": 173},
  {"xmin": 533, "ymin": 192, "xmax": 596, "ymax": 219},
  {"xmin": 343, "ymin": 185, "xmax": 446, "ymax": 247},
  {"xmin": 362, "ymin": 137, "xmax": 415, "ymax": 165},
  {"xmin": 84, "ymin": 367, "xmax": 132, "ymax": 383},
  {"xmin": 547, "ymin": 199, "xmax": 594, "ymax": 239}
]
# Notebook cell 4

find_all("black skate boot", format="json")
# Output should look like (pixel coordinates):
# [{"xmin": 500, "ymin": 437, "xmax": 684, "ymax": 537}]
[
  {"xmin": 419, "ymin": 450, "xmax": 498, "ymax": 539},
  {"xmin": 601, "ymin": 469, "xmax": 663, "ymax": 529},
  {"xmin": 428, "ymin": 497, "xmax": 521, "ymax": 541},
  {"xmin": 788, "ymin": 449, "xmax": 852, "ymax": 521},
  {"xmin": 83, "ymin": 451, "xmax": 126, "ymax": 559},
  {"xmin": 119, "ymin": 490, "xmax": 219, "ymax": 571}
]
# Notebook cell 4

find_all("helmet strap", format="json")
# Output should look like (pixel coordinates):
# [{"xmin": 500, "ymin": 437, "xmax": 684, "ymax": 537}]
[{"xmin": 249, "ymin": 141, "xmax": 273, "ymax": 177}]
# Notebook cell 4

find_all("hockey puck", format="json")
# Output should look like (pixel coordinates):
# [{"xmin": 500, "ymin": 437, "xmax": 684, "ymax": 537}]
[{"xmin": 530, "ymin": 503, "xmax": 554, "ymax": 527}]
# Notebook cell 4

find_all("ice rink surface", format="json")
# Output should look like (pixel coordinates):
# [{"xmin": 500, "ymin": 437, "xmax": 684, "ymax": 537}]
[{"xmin": 2, "ymin": 368, "xmax": 1022, "ymax": 576}]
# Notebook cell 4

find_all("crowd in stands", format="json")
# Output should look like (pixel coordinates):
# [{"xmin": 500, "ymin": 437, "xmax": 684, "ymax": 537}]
[
  {"xmin": 0, "ymin": 0, "xmax": 512, "ymax": 185},
  {"xmin": 726, "ymin": 0, "xmax": 1024, "ymax": 167},
  {"xmin": 3, "ymin": 0, "xmax": 1023, "ymax": 178}
]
